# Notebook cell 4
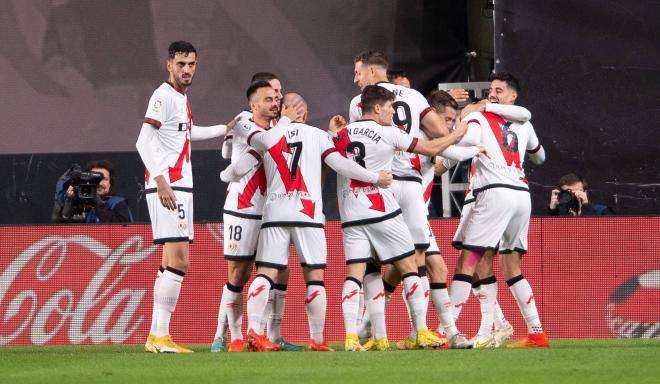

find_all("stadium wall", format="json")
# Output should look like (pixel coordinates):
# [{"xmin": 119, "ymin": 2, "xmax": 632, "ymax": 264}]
[{"xmin": 1, "ymin": 217, "xmax": 658, "ymax": 346}]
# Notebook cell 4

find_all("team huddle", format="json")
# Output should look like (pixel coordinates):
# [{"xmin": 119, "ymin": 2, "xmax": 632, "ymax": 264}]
[{"xmin": 136, "ymin": 41, "xmax": 548, "ymax": 353}]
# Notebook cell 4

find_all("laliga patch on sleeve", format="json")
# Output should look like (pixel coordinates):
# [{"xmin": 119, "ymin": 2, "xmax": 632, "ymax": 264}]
[{"xmin": 152, "ymin": 100, "xmax": 163, "ymax": 112}]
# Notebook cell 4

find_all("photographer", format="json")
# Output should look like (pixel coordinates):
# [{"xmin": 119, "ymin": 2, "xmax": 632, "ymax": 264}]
[
  {"xmin": 548, "ymin": 173, "xmax": 612, "ymax": 216},
  {"xmin": 52, "ymin": 160, "xmax": 133, "ymax": 223}
]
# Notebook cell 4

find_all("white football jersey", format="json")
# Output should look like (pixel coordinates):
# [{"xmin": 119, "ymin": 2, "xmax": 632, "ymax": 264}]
[
  {"xmin": 248, "ymin": 122, "xmax": 336, "ymax": 226},
  {"xmin": 349, "ymin": 82, "xmax": 432, "ymax": 181},
  {"xmin": 143, "ymin": 82, "xmax": 193, "ymax": 189},
  {"xmin": 223, "ymin": 118, "xmax": 269, "ymax": 217},
  {"xmin": 333, "ymin": 119, "xmax": 417, "ymax": 225},
  {"xmin": 460, "ymin": 111, "xmax": 541, "ymax": 192}
]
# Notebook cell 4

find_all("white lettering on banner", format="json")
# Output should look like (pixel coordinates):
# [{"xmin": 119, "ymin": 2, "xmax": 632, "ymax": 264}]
[{"xmin": 0, "ymin": 235, "xmax": 157, "ymax": 345}]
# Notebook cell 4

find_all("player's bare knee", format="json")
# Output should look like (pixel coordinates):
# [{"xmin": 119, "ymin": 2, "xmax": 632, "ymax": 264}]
[
  {"xmin": 304, "ymin": 267, "xmax": 324, "ymax": 282},
  {"xmin": 275, "ymin": 268, "xmax": 290, "ymax": 284},
  {"xmin": 393, "ymin": 256, "xmax": 417, "ymax": 275},
  {"xmin": 426, "ymin": 256, "xmax": 448, "ymax": 282}
]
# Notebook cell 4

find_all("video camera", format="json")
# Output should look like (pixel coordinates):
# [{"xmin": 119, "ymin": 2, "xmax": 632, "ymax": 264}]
[{"xmin": 67, "ymin": 164, "xmax": 104, "ymax": 200}]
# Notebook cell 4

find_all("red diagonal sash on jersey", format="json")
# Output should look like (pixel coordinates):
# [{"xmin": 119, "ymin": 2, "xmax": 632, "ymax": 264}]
[
  {"xmin": 423, "ymin": 181, "xmax": 433, "ymax": 204},
  {"xmin": 268, "ymin": 137, "xmax": 315, "ymax": 218},
  {"xmin": 332, "ymin": 128, "xmax": 384, "ymax": 212},
  {"xmin": 482, "ymin": 111, "xmax": 521, "ymax": 170},
  {"xmin": 409, "ymin": 154, "xmax": 422, "ymax": 175},
  {"xmin": 168, "ymin": 100, "xmax": 193, "ymax": 183},
  {"xmin": 237, "ymin": 165, "xmax": 267, "ymax": 209},
  {"xmin": 168, "ymin": 133, "xmax": 190, "ymax": 183}
]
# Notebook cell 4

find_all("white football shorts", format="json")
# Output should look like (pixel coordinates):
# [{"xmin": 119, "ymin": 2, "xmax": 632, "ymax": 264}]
[
  {"xmin": 256, "ymin": 226, "xmax": 327, "ymax": 269},
  {"xmin": 222, "ymin": 213, "xmax": 261, "ymax": 260},
  {"xmin": 146, "ymin": 190, "xmax": 194, "ymax": 244},
  {"xmin": 342, "ymin": 213, "xmax": 416, "ymax": 264}
]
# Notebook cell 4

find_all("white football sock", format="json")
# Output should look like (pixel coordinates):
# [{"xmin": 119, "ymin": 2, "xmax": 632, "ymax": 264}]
[
  {"xmin": 364, "ymin": 273, "xmax": 387, "ymax": 340},
  {"xmin": 508, "ymin": 275, "xmax": 543, "ymax": 334},
  {"xmin": 341, "ymin": 278, "xmax": 362, "ymax": 336},
  {"xmin": 214, "ymin": 283, "xmax": 243, "ymax": 341},
  {"xmin": 267, "ymin": 286, "xmax": 286, "ymax": 342},
  {"xmin": 477, "ymin": 277, "xmax": 497, "ymax": 338},
  {"xmin": 402, "ymin": 273, "xmax": 427, "ymax": 331},
  {"xmin": 305, "ymin": 282, "xmax": 327, "ymax": 343},
  {"xmin": 449, "ymin": 274, "xmax": 473, "ymax": 325},
  {"xmin": 149, "ymin": 268, "xmax": 163, "ymax": 335},
  {"xmin": 430, "ymin": 283, "xmax": 458, "ymax": 336},
  {"xmin": 155, "ymin": 268, "xmax": 184, "ymax": 337},
  {"xmin": 246, "ymin": 275, "xmax": 272, "ymax": 335}
]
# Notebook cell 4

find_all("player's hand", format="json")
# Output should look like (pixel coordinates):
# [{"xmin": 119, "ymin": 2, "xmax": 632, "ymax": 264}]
[
  {"xmin": 376, "ymin": 170, "xmax": 393, "ymax": 188},
  {"xmin": 66, "ymin": 185, "xmax": 75, "ymax": 198},
  {"xmin": 225, "ymin": 116, "xmax": 239, "ymax": 133},
  {"xmin": 155, "ymin": 176, "xmax": 176, "ymax": 210},
  {"xmin": 476, "ymin": 144, "xmax": 490, "ymax": 158},
  {"xmin": 451, "ymin": 118, "xmax": 469, "ymax": 143},
  {"xmin": 448, "ymin": 88, "xmax": 470, "ymax": 103},
  {"xmin": 281, "ymin": 101, "xmax": 305, "ymax": 122},
  {"xmin": 549, "ymin": 189, "xmax": 560, "ymax": 210},
  {"xmin": 460, "ymin": 99, "xmax": 487, "ymax": 119},
  {"xmin": 328, "ymin": 115, "xmax": 347, "ymax": 132}
]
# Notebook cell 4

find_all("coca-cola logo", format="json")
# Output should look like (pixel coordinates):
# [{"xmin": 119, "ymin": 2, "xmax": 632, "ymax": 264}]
[
  {"xmin": 0, "ymin": 235, "xmax": 157, "ymax": 345},
  {"xmin": 605, "ymin": 270, "xmax": 660, "ymax": 338}
]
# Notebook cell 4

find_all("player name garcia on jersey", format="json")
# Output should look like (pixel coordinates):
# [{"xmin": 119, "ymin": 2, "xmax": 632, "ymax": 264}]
[{"xmin": 349, "ymin": 82, "xmax": 432, "ymax": 181}]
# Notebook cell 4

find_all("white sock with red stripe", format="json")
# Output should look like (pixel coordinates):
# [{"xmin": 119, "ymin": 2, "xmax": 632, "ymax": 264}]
[
  {"xmin": 364, "ymin": 272, "xmax": 387, "ymax": 340},
  {"xmin": 149, "ymin": 267, "xmax": 163, "ymax": 335},
  {"xmin": 449, "ymin": 274, "xmax": 473, "ymax": 325},
  {"xmin": 401, "ymin": 285, "xmax": 416, "ymax": 339},
  {"xmin": 155, "ymin": 267, "xmax": 184, "ymax": 337},
  {"xmin": 402, "ymin": 273, "xmax": 427, "ymax": 331},
  {"xmin": 476, "ymin": 276, "xmax": 497, "ymax": 338},
  {"xmin": 305, "ymin": 281, "xmax": 327, "ymax": 343},
  {"xmin": 507, "ymin": 275, "xmax": 543, "ymax": 334},
  {"xmin": 267, "ymin": 285, "xmax": 287, "ymax": 342},
  {"xmin": 214, "ymin": 282, "xmax": 243, "ymax": 341},
  {"xmin": 246, "ymin": 274, "xmax": 272, "ymax": 335},
  {"xmin": 430, "ymin": 282, "xmax": 459, "ymax": 336},
  {"xmin": 341, "ymin": 278, "xmax": 362, "ymax": 335}
]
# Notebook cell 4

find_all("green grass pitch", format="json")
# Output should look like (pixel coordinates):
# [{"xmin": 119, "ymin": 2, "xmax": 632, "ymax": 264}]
[{"xmin": 2, "ymin": 340, "xmax": 659, "ymax": 384}]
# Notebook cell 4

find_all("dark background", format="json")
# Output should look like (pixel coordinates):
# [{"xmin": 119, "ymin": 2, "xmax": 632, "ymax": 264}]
[
  {"xmin": 1, "ymin": 0, "xmax": 658, "ymax": 224},
  {"xmin": 494, "ymin": 0, "xmax": 660, "ymax": 215}
]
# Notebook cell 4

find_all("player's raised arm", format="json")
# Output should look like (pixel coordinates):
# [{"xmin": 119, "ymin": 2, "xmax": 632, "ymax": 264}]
[
  {"xmin": 246, "ymin": 103, "xmax": 303, "ymax": 151},
  {"xmin": 219, "ymin": 149, "xmax": 261, "ymax": 183},
  {"xmin": 323, "ymin": 149, "xmax": 392, "ymax": 188}
]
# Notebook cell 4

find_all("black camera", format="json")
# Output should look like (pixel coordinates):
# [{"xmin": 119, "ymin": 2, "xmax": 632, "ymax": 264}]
[
  {"xmin": 557, "ymin": 189, "xmax": 580, "ymax": 213},
  {"xmin": 68, "ymin": 165, "xmax": 104, "ymax": 200}
]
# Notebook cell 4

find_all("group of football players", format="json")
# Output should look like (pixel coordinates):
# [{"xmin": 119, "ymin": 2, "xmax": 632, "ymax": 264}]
[{"xmin": 138, "ymin": 41, "xmax": 549, "ymax": 353}]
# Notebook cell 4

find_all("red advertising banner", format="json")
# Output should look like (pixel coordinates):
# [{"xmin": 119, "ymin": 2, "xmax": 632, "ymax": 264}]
[{"xmin": 1, "ymin": 217, "xmax": 659, "ymax": 345}]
